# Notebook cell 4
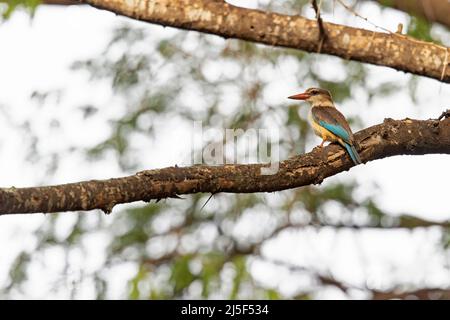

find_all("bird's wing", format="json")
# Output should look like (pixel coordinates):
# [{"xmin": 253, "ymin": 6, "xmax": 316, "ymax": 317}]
[{"xmin": 311, "ymin": 106, "xmax": 354, "ymax": 144}]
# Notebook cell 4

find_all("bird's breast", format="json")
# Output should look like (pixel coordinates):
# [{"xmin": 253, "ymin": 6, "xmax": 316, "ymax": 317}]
[
  {"xmin": 308, "ymin": 109, "xmax": 324, "ymax": 137},
  {"xmin": 308, "ymin": 108, "xmax": 339, "ymax": 142}
]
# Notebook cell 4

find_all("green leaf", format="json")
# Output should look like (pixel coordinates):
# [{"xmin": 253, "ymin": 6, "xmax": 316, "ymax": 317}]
[
  {"xmin": 170, "ymin": 255, "xmax": 195, "ymax": 295},
  {"xmin": 129, "ymin": 264, "xmax": 147, "ymax": 299},
  {"xmin": 1, "ymin": 0, "xmax": 40, "ymax": 20},
  {"xmin": 229, "ymin": 256, "xmax": 247, "ymax": 299},
  {"xmin": 407, "ymin": 16, "xmax": 434, "ymax": 42}
]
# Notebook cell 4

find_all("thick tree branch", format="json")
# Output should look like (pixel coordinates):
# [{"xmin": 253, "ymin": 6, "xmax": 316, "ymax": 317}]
[
  {"xmin": 0, "ymin": 117, "xmax": 449, "ymax": 215},
  {"xmin": 74, "ymin": 0, "xmax": 450, "ymax": 83},
  {"xmin": 31, "ymin": 1, "xmax": 450, "ymax": 81},
  {"xmin": 40, "ymin": 0, "xmax": 450, "ymax": 30},
  {"xmin": 15, "ymin": 1, "xmax": 450, "ymax": 81}
]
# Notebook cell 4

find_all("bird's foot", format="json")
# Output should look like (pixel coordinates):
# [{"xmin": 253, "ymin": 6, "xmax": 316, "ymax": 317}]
[
  {"xmin": 318, "ymin": 140, "xmax": 326, "ymax": 148},
  {"xmin": 313, "ymin": 145, "xmax": 324, "ymax": 152}
]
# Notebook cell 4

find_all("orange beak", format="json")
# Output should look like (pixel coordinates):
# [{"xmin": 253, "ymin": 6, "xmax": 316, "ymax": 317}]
[{"xmin": 287, "ymin": 92, "xmax": 310, "ymax": 100}]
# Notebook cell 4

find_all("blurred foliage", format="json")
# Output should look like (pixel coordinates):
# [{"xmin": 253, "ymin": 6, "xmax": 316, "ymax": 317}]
[
  {"xmin": 0, "ymin": 0, "xmax": 40, "ymax": 20},
  {"xmin": 407, "ymin": 15, "xmax": 435, "ymax": 43},
  {"xmin": 376, "ymin": 0, "xmax": 440, "ymax": 43},
  {"xmin": 0, "ymin": 0, "xmax": 449, "ymax": 300}
]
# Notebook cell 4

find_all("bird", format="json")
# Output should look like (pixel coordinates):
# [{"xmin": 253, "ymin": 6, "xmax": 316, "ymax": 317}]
[{"xmin": 287, "ymin": 87, "xmax": 362, "ymax": 165}]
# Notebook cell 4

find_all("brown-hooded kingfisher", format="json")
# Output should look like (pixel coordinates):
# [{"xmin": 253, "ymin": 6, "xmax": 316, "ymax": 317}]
[{"xmin": 288, "ymin": 87, "xmax": 362, "ymax": 165}]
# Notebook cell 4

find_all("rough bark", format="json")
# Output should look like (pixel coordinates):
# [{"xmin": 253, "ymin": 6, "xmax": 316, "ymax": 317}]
[
  {"xmin": 1, "ymin": 116, "xmax": 449, "ymax": 215},
  {"xmin": 73, "ymin": 0, "xmax": 450, "ymax": 83},
  {"xmin": 372, "ymin": 0, "xmax": 450, "ymax": 29}
]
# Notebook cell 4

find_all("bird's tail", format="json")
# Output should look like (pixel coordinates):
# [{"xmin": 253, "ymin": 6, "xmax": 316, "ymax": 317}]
[{"xmin": 344, "ymin": 142, "xmax": 362, "ymax": 165}]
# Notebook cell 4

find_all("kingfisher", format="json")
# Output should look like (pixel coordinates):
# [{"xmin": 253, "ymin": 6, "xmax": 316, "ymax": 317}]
[{"xmin": 288, "ymin": 87, "xmax": 362, "ymax": 165}]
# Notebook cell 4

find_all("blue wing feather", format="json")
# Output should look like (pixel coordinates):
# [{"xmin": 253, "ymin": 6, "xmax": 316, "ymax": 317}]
[
  {"xmin": 312, "ymin": 106, "xmax": 362, "ymax": 165},
  {"xmin": 318, "ymin": 121, "xmax": 350, "ymax": 142}
]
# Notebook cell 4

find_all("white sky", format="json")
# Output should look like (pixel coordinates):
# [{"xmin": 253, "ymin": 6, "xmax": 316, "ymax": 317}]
[{"xmin": 0, "ymin": 2, "xmax": 449, "ymax": 299}]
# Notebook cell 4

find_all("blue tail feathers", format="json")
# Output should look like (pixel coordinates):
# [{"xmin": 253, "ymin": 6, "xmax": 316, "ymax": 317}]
[{"xmin": 344, "ymin": 142, "xmax": 362, "ymax": 165}]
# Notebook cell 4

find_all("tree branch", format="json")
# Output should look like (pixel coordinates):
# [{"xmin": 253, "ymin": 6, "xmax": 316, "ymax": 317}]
[
  {"xmin": 311, "ymin": 0, "xmax": 327, "ymax": 52},
  {"xmin": 1, "ymin": 117, "xmax": 449, "ymax": 215},
  {"xmin": 73, "ymin": 0, "xmax": 450, "ymax": 83}
]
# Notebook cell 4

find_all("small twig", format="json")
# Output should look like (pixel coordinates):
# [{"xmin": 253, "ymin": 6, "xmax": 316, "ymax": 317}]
[
  {"xmin": 200, "ymin": 193, "xmax": 214, "ymax": 211},
  {"xmin": 438, "ymin": 109, "xmax": 450, "ymax": 121},
  {"xmin": 312, "ymin": 0, "xmax": 327, "ymax": 53},
  {"xmin": 336, "ymin": 0, "xmax": 392, "ymax": 34}
]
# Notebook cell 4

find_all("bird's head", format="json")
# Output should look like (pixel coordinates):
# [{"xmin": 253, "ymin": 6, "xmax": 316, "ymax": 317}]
[{"xmin": 288, "ymin": 87, "xmax": 334, "ymax": 106}]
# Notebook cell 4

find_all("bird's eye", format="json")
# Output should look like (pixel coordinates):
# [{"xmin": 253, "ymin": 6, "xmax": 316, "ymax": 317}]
[{"xmin": 310, "ymin": 90, "xmax": 318, "ymax": 95}]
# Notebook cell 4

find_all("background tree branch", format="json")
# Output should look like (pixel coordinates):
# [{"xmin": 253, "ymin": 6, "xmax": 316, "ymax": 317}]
[
  {"xmin": 73, "ymin": 0, "xmax": 450, "ymax": 83},
  {"xmin": 1, "ymin": 116, "xmax": 449, "ymax": 215},
  {"xmin": 370, "ymin": 0, "xmax": 450, "ymax": 29},
  {"xmin": 372, "ymin": 287, "xmax": 450, "ymax": 300}
]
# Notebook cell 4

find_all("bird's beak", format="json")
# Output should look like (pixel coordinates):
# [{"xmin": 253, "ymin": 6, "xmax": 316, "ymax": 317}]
[{"xmin": 287, "ymin": 92, "xmax": 310, "ymax": 100}]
